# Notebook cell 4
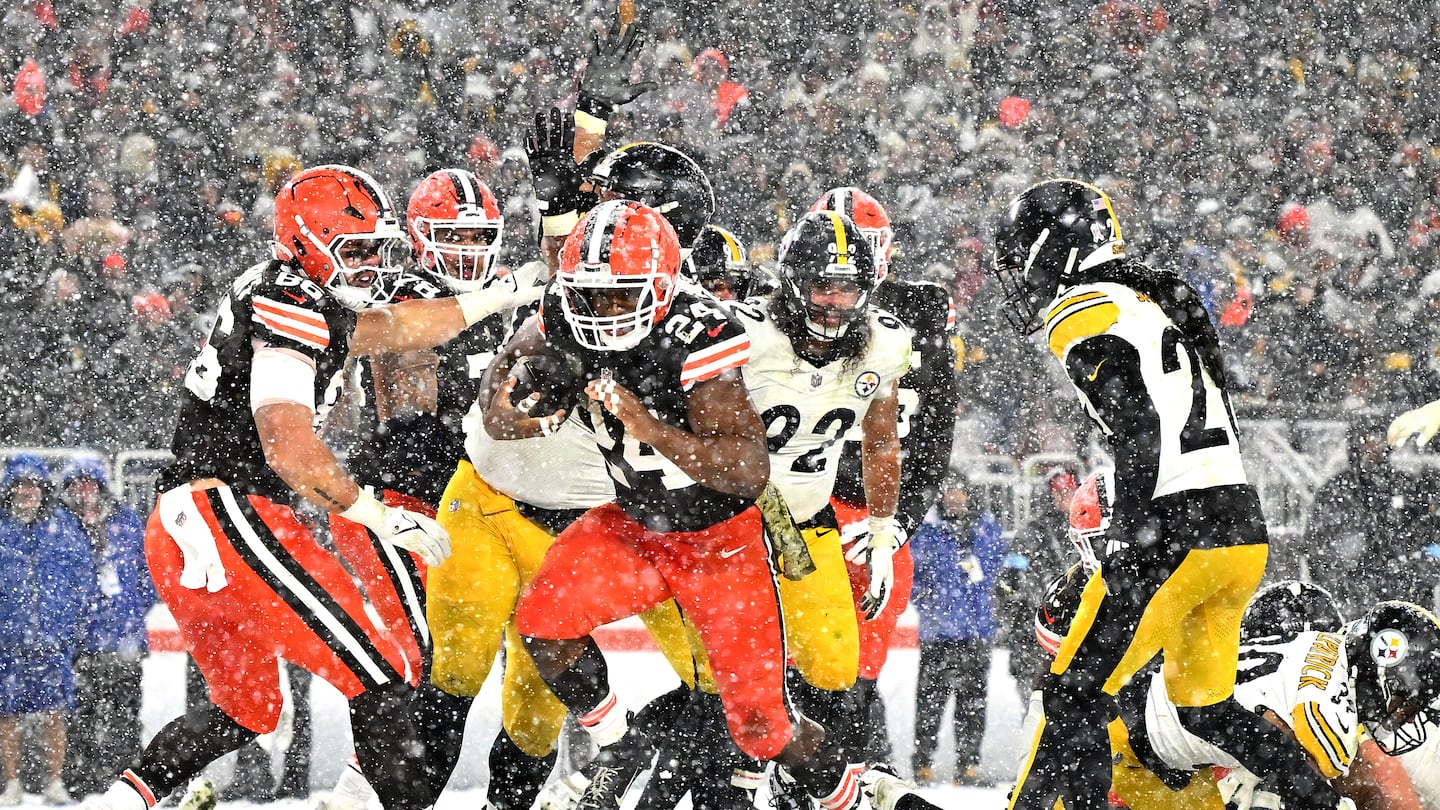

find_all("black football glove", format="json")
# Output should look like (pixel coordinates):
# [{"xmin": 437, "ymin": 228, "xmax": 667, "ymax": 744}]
[
  {"xmin": 577, "ymin": 17, "xmax": 658, "ymax": 119},
  {"xmin": 509, "ymin": 349, "xmax": 585, "ymax": 416},
  {"xmin": 526, "ymin": 107, "xmax": 595, "ymax": 238}
]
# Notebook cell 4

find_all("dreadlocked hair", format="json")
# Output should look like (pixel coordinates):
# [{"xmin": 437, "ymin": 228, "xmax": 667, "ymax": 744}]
[
  {"xmin": 766, "ymin": 290, "xmax": 872, "ymax": 370},
  {"xmin": 1075, "ymin": 257, "xmax": 1230, "ymax": 389}
]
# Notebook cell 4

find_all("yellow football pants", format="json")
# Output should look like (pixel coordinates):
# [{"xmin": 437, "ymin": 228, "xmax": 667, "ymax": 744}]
[
  {"xmin": 427, "ymin": 460, "xmax": 567, "ymax": 757},
  {"xmin": 1012, "ymin": 543, "xmax": 1268, "ymax": 810},
  {"xmin": 641, "ymin": 524, "xmax": 859, "ymax": 694},
  {"xmin": 1054, "ymin": 544, "xmax": 1269, "ymax": 705},
  {"xmin": 1108, "ymin": 720, "xmax": 1225, "ymax": 810}
]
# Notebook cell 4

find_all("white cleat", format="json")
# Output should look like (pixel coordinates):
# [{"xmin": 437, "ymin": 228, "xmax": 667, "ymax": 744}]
[
  {"xmin": 42, "ymin": 778, "xmax": 73, "ymax": 805},
  {"xmin": 537, "ymin": 771, "xmax": 590, "ymax": 810},
  {"xmin": 860, "ymin": 764, "xmax": 926, "ymax": 810},
  {"xmin": 177, "ymin": 778, "xmax": 215, "ymax": 810},
  {"xmin": 1, "ymin": 780, "xmax": 21, "ymax": 807}
]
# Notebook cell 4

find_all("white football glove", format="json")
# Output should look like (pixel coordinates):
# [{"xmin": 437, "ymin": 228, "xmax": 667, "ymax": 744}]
[
  {"xmin": 456, "ymin": 265, "xmax": 546, "ymax": 327},
  {"xmin": 843, "ymin": 515, "xmax": 904, "ymax": 621},
  {"xmin": 1388, "ymin": 399, "xmax": 1440, "ymax": 448},
  {"xmin": 339, "ymin": 489, "xmax": 451, "ymax": 567},
  {"xmin": 1216, "ymin": 767, "xmax": 1276, "ymax": 810}
]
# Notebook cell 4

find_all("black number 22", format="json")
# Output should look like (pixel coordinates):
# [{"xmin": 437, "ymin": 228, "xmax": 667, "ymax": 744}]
[{"xmin": 1160, "ymin": 327, "xmax": 1231, "ymax": 454}]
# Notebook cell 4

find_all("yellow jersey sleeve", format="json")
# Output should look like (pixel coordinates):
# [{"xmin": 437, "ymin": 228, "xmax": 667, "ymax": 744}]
[{"xmin": 1045, "ymin": 290, "xmax": 1121, "ymax": 359}]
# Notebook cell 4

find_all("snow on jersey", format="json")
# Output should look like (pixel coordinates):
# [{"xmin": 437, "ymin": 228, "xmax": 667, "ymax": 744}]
[
  {"xmin": 538, "ymin": 284, "xmax": 753, "ymax": 533},
  {"xmin": 1045, "ymin": 279, "xmax": 1265, "ymax": 548},
  {"xmin": 163, "ymin": 261, "xmax": 357, "ymax": 500},
  {"xmin": 1139, "ymin": 631, "xmax": 1359, "ymax": 779},
  {"xmin": 1232, "ymin": 631, "xmax": 1358, "ymax": 779},
  {"xmin": 1398, "ymin": 731, "xmax": 1440, "ymax": 809},
  {"xmin": 727, "ymin": 297, "xmax": 910, "ymax": 522},
  {"xmin": 1048, "ymin": 281, "xmax": 1247, "ymax": 498},
  {"xmin": 464, "ymin": 401, "xmax": 614, "ymax": 512}
]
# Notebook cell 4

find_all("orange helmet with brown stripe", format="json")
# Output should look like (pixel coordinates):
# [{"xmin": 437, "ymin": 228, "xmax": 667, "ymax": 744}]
[
  {"xmin": 272, "ymin": 164, "xmax": 406, "ymax": 309},
  {"xmin": 557, "ymin": 199, "xmax": 681, "ymax": 351},
  {"xmin": 991, "ymin": 179, "xmax": 1125, "ymax": 334},
  {"xmin": 406, "ymin": 168, "xmax": 505, "ymax": 293},
  {"xmin": 810, "ymin": 186, "xmax": 894, "ymax": 282}
]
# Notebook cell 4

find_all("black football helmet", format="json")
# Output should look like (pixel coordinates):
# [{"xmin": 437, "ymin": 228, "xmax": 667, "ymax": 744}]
[
  {"xmin": 773, "ymin": 211, "xmax": 876, "ymax": 342},
  {"xmin": 1240, "ymin": 580, "xmax": 1345, "ymax": 644},
  {"xmin": 991, "ymin": 178, "xmax": 1125, "ymax": 334},
  {"xmin": 684, "ymin": 224, "xmax": 762, "ymax": 300},
  {"xmin": 589, "ymin": 142, "xmax": 715, "ymax": 251},
  {"xmin": 1035, "ymin": 563, "xmax": 1089, "ymax": 657},
  {"xmin": 1344, "ymin": 601, "xmax": 1440, "ymax": 755}
]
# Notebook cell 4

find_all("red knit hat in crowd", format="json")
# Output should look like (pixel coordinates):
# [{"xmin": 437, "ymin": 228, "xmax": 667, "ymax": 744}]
[{"xmin": 1277, "ymin": 203, "xmax": 1309, "ymax": 234}]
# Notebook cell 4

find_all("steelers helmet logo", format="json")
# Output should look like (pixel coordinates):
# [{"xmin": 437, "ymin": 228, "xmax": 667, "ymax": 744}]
[
  {"xmin": 854, "ymin": 371, "xmax": 881, "ymax": 397},
  {"xmin": 1372, "ymin": 628, "xmax": 1410, "ymax": 667}
]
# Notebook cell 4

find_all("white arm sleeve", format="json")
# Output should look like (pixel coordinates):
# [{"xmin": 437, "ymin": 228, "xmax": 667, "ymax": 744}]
[{"xmin": 250, "ymin": 347, "xmax": 318, "ymax": 413}]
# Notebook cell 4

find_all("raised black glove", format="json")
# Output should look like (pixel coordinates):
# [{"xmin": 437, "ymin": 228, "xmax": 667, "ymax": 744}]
[
  {"xmin": 526, "ymin": 107, "xmax": 594, "ymax": 237},
  {"xmin": 577, "ymin": 18, "xmax": 659, "ymax": 119}
]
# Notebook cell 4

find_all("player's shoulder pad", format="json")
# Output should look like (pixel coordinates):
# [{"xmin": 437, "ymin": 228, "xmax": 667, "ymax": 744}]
[
  {"xmin": 672, "ymin": 290, "xmax": 751, "ymax": 390},
  {"xmin": 385, "ymin": 271, "xmax": 448, "ymax": 302},
  {"xmin": 720, "ymin": 294, "xmax": 780, "ymax": 344},
  {"xmin": 537, "ymin": 283, "xmax": 565, "ymax": 340},
  {"xmin": 249, "ymin": 263, "xmax": 349, "ymax": 352},
  {"xmin": 1044, "ymin": 282, "xmax": 1123, "ymax": 360},
  {"xmin": 867, "ymin": 306, "xmax": 914, "ymax": 374}
]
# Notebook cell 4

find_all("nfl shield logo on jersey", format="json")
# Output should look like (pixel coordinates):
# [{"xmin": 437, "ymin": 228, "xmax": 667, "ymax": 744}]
[
  {"xmin": 854, "ymin": 371, "xmax": 881, "ymax": 397},
  {"xmin": 811, "ymin": 373, "xmax": 824, "ymax": 388},
  {"xmin": 1372, "ymin": 629, "xmax": 1409, "ymax": 667}
]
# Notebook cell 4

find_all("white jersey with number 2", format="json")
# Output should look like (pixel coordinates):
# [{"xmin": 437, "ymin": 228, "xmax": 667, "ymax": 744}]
[{"xmin": 727, "ymin": 298, "xmax": 911, "ymax": 522}]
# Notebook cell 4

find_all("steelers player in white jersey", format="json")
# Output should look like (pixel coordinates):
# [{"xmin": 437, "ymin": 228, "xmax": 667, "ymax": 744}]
[
  {"xmin": 993, "ymin": 179, "xmax": 1273, "ymax": 810},
  {"xmin": 628, "ymin": 211, "xmax": 914, "ymax": 810},
  {"xmin": 1036, "ymin": 572, "xmax": 1437, "ymax": 810}
]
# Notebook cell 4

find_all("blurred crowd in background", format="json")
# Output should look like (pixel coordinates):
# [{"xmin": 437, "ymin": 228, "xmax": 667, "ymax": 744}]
[
  {"xmin": 3, "ymin": 0, "xmax": 1440, "ymax": 795},
  {"xmin": 1, "ymin": 0, "xmax": 1438, "ymax": 464}
]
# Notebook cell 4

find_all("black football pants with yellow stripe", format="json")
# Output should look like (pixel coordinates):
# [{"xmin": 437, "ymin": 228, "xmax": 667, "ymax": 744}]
[{"xmin": 1008, "ymin": 539, "xmax": 1267, "ymax": 810}]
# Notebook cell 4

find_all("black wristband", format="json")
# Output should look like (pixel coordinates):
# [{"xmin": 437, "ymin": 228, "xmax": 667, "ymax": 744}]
[{"xmin": 576, "ymin": 92, "xmax": 615, "ymax": 120}]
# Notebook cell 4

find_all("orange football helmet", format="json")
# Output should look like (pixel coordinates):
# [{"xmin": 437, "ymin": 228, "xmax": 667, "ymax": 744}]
[
  {"xmin": 273, "ymin": 164, "xmax": 406, "ymax": 309},
  {"xmin": 1068, "ymin": 470, "xmax": 1114, "ymax": 574},
  {"xmin": 810, "ymin": 186, "xmax": 895, "ymax": 282},
  {"xmin": 558, "ymin": 199, "xmax": 681, "ymax": 351},
  {"xmin": 407, "ymin": 169, "xmax": 505, "ymax": 293}
]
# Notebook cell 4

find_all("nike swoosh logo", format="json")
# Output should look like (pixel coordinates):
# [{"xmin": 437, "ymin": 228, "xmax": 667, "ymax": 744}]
[
  {"xmin": 718, "ymin": 546, "xmax": 747, "ymax": 559},
  {"xmin": 283, "ymin": 290, "xmax": 307, "ymax": 304},
  {"xmin": 707, "ymin": 323, "xmax": 726, "ymax": 338},
  {"xmin": 1087, "ymin": 359, "xmax": 1106, "ymax": 381}
]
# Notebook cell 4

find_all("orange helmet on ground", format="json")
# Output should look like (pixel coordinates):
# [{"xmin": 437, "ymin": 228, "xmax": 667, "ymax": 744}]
[
  {"xmin": 407, "ymin": 169, "xmax": 505, "ymax": 293},
  {"xmin": 272, "ymin": 164, "xmax": 406, "ymax": 309},
  {"xmin": 557, "ymin": 199, "xmax": 681, "ymax": 351}
]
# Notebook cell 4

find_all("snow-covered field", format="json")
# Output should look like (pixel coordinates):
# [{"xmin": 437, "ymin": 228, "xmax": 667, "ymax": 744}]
[{"xmin": 106, "ymin": 618, "xmax": 1031, "ymax": 808}]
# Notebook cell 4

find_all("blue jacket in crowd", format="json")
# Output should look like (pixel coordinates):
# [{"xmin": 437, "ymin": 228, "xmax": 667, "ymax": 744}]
[
  {"xmin": 910, "ymin": 506, "xmax": 1006, "ymax": 643},
  {"xmin": 59, "ymin": 456, "xmax": 155, "ymax": 657},
  {"xmin": 0, "ymin": 455, "xmax": 95, "ymax": 654}
]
